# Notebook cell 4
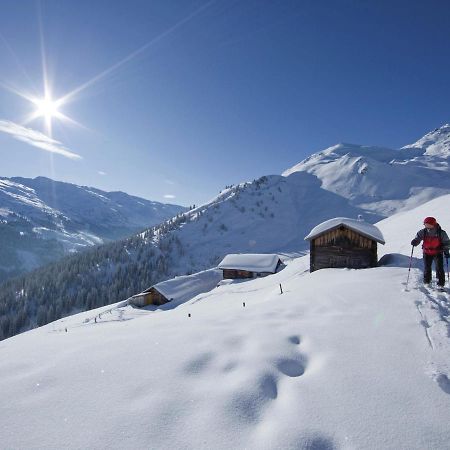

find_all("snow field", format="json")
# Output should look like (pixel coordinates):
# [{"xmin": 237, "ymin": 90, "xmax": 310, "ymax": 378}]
[{"xmin": 1, "ymin": 251, "xmax": 450, "ymax": 449}]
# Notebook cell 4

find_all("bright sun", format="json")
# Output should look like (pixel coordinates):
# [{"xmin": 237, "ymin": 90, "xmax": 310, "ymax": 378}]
[
  {"xmin": 33, "ymin": 96, "xmax": 61, "ymax": 121},
  {"xmin": 28, "ymin": 94, "xmax": 67, "ymax": 135}
]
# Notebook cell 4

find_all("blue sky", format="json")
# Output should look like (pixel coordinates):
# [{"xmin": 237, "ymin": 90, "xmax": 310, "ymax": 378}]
[{"xmin": 0, "ymin": 0, "xmax": 449, "ymax": 206}]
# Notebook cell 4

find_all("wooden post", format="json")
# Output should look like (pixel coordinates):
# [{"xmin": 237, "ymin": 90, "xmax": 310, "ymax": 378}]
[{"xmin": 279, "ymin": 283, "xmax": 283, "ymax": 294}]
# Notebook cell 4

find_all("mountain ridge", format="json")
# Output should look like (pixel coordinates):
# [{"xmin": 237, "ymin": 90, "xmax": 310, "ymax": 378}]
[
  {"xmin": 282, "ymin": 124, "xmax": 450, "ymax": 215},
  {"xmin": 0, "ymin": 175, "xmax": 185, "ymax": 281}
]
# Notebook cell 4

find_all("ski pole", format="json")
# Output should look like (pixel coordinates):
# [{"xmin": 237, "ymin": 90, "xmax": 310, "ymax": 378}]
[
  {"xmin": 446, "ymin": 256, "xmax": 449, "ymax": 288},
  {"xmin": 405, "ymin": 246, "xmax": 414, "ymax": 290}
]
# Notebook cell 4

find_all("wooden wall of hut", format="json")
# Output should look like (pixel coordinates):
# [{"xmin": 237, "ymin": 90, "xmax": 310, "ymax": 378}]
[
  {"xmin": 146, "ymin": 288, "xmax": 169, "ymax": 305},
  {"xmin": 222, "ymin": 269, "xmax": 254, "ymax": 279},
  {"xmin": 310, "ymin": 226, "xmax": 378, "ymax": 272},
  {"xmin": 132, "ymin": 288, "xmax": 169, "ymax": 306}
]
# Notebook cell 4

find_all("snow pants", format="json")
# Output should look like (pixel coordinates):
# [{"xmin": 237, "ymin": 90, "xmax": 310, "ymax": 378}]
[{"xmin": 423, "ymin": 253, "xmax": 445, "ymax": 286}]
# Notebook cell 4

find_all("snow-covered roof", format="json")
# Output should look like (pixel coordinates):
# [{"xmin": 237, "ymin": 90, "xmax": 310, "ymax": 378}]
[
  {"xmin": 218, "ymin": 253, "xmax": 281, "ymax": 273},
  {"xmin": 304, "ymin": 217, "xmax": 385, "ymax": 244},
  {"xmin": 137, "ymin": 269, "xmax": 222, "ymax": 302}
]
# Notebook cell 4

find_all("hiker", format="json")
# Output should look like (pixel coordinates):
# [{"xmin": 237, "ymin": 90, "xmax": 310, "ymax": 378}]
[{"xmin": 411, "ymin": 217, "xmax": 450, "ymax": 288}]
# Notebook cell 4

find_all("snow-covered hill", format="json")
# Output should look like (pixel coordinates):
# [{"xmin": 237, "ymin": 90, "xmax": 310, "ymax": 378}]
[
  {"xmin": 0, "ymin": 176, "xmax": 185, "ymax": 281},
  {"xmin": 283, "ymin": 124, "xmax": 450, "ymax": 216},
  {"xmin": 1, "ymin": 196, "xmax": 449, "ymax": 449}
]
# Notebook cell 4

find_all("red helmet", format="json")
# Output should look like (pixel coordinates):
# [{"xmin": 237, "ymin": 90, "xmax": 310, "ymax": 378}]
[{"xmin": 424, "ymin": 217, "xmax": 437, "ymax": 226}]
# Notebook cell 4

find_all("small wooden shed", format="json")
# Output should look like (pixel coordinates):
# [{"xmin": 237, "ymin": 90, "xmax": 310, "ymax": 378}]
[
  {"xmin": 131, "ymin": 287, "xmax": 169, "ymax": 307},
  {"xmin": 129, "ymin": 269, "xmax": 223, "ymax": 307},
  {"xmin": 218, "ymin": 253, "xmax": 283, "ymax": 279},
  {"xmin": 304, "ymin": 217, "xmax": 385, "ymax": 272}
]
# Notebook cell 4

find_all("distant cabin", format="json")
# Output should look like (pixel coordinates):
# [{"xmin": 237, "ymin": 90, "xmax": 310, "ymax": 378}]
[
  {"xmin": 129, "ymin": 269, "xmax": 222, "ymax": 307},
  {"xmin": 304, "ymin": 217, "xmax": 385, "ymax": 272},
  {"xmin": 131, "ymin": 286, "xmax": 169, "ymax": 307},
  {"xmin": 218, "ymin": 253, "xmax": 283, "ymax": 279}
]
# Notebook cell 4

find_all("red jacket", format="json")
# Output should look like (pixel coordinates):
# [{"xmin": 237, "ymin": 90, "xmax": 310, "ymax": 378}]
[{"xmin": 412, "ymin": 225, "xmax": 450, "ymax": 256}]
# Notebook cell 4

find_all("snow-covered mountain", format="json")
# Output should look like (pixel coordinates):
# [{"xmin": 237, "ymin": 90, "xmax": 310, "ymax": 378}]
[
  {"xmin": 0, "ymin": 176, "xmax": 185, "ymax": 281},
  {"xmin": 1, "ymin": 195, "xmax": 449, "ymax": 449},
  {"xmin": 2, "ymin": 124, "xmax": 449, "ymax": 339},
  {"xmin": 283, "ymin": 124, "xmax": 450, "ymax": 216},
  {"xmin": 404, "ymin": 123, "xmax": 450, "ymax": 157}
]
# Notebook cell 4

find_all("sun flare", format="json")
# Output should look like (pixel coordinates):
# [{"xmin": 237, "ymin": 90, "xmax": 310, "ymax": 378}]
[
  {"xmin": 24, "ymin": 92, "xmax": 71, "ymax": 136},
  {"xmin": 29, "ymin": 94, "xmax": 63, "ymax": 135},
  {"xmin": 33, "ymin": 96, "xmax": 61, "ymax": 121}
]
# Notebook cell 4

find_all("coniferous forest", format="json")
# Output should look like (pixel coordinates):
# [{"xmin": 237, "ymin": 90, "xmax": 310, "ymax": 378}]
[{"xmin": 0, "ymin": 217, "xmax": 188, "ymax": 340}]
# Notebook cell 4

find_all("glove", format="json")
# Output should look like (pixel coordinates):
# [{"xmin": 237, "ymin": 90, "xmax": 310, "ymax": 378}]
[{"xmin": 411, "ymin": 239, "xmax": 419, "ymax": 247}]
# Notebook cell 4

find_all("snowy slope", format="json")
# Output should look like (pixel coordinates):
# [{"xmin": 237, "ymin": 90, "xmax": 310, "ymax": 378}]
[
  {"xmin": 1, "ymin": 197, "xmax": 450, "ymax": 449},
  {"xmin": 0, "ymin": 176, "xmax": 185, "ymax": 281},
  {"xmin": 283, "ymin": 124, "xmax": 450, "ymax": 216}
]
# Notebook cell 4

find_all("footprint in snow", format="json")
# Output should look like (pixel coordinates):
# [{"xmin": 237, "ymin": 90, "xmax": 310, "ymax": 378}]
[
  {"xmin": 259, "ymin": 373, "xmax": 278, "ymax": 399},
  {"xmin": 288, "ymin": 335, "xmax": 301, "ymax": 345},
  {"xmin": 276, "ymin": 356, "xmax": 307, "ymax": 377},
  {"xmin": 434, "ymin": 373, "xmax": 450, "ymax": 395},
  {"xmin": 226, "ymin": 372, "xmax": 279, "ymax": 424},
  {"xmin": 294, "ymin": 432, "xmax": 336, "ymax": 450}
]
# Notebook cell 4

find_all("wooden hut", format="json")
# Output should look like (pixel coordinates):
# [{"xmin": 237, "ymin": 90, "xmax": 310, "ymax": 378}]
[
  {"xmin": 129, "ymin": 269, "xmax": 222, "ymax": 307},
  {"xmin": 304, "ymin": 217, "xmax": 385, "ymax": 272},
  {"xmin": 130, "ymin": 287, "xmax": 169, "ymax": 307},
  {"xmin": 218, "ymin": 253, "xmax": 283, "ymax": 279}
]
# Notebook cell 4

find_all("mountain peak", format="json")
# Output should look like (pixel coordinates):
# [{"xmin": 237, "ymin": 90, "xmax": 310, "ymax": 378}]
[
  {"xmin": 281, "ymin": 125, "xmax": 450, "ymax": 216},
  {"xmin": 403, "ymin": 123, "xmax": 450, "ymax": 157}
]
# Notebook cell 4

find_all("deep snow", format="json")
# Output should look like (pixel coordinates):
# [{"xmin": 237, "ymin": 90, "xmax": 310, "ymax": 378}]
[{"xmin": 1, "ymin": 196, "xmax": 450, "ymax": 449}]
